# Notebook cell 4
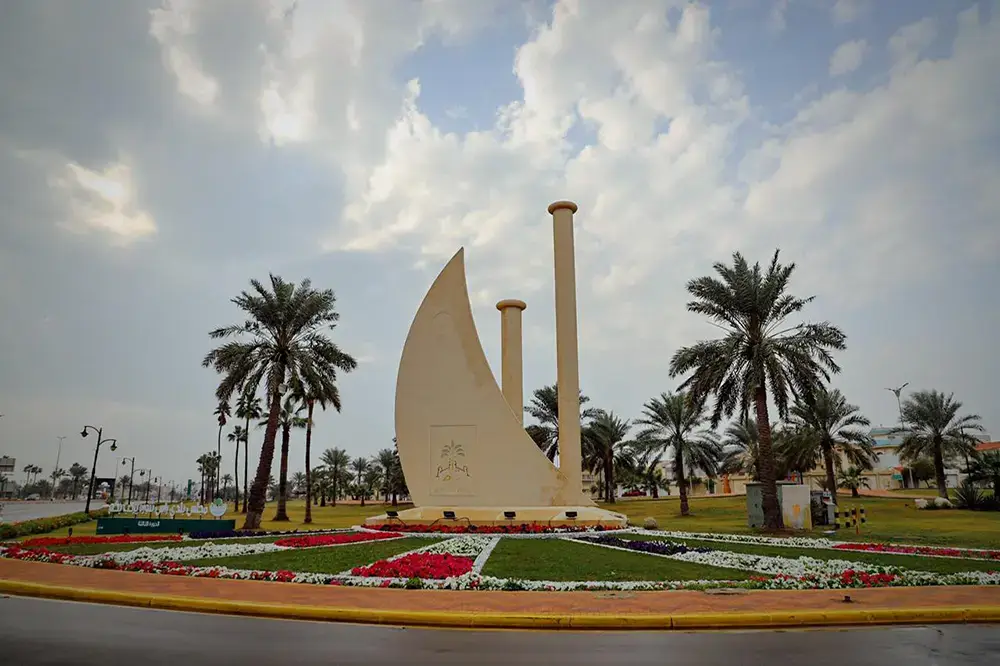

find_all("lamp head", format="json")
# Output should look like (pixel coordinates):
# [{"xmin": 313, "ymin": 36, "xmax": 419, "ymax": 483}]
[
  {"xmin": 80, "ymin": 428, "xmax": 88, "ymax": 438},
  {"xmin": 109, "ymin": 442, "xmax": 118, "ymax": 452}
]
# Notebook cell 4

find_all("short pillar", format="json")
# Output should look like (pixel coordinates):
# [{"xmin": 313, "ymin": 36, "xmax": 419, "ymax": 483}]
[{"xmin": 496, "ymin": 299, "xmax": 527, "ymax": 425}]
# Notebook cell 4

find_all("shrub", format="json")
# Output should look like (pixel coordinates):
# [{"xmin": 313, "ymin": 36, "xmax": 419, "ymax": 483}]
[
  {"xmin": 954, "ymin": 479, "xmax": 984, "ymax": 510},
  {"xmin": 404, "ymin": 577, "xmax": 424, "ymax": 589}
]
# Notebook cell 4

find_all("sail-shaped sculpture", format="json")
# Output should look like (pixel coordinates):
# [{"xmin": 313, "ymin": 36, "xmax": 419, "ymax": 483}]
[{"xmin": 367, "ymin": 203, "xmax": 627, "ymax": 527}]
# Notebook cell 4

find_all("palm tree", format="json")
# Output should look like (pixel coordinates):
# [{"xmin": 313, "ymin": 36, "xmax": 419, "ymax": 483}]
[
  {"xmin": 235, "ymin": 392, "xmax": 263, "ymax": 513},
  {"xmin": 968, "ymin": 451, "xmax": 1000, "ymax": 499},
  {"xmin": 635, "ymin": 392, "xmax": 722, "ymax": 516},
  {"xmin": 584, "ymin": 411, "xmax": 633, "ymax": 504},
  {"xmin": 350, "ymin": 456, "xmax": 370, "ymax": 506},
  {"xmin": 227, "ymin": 426, "xmax": 247, "ymax": 511},
  {"xmin": 669, "ymin": 250, "xmax": 846, "ymax": 529},
  {"xmin": 262, "ymin": 397, "xmax": 307, "ymax": 521},
  {"xmin": 524, "ymin": 384, "xmax": 599, "ymax": 461},
  {"xmin": 320, "ymin": 448, "xmax": 351, "ymax": 507},
  {"xmin": 783, "ymin": 388, "xmax": 875, "ymax": 502},
  {"xmin": 68, "ymin": 463, "xmax": 88, "ymax": 500},
  {"xmin": 203, "ymin": 275, "xmax": 356, "ymax": 529},
  {"xmin": 837, "ymin": 466, "xmax": 869, "ymax": 498},
  {"xmin": 56, "ymin": 478, "xmax": 74, "ymax": 499},
  {"xmin": 213, "ymin": 400, "xmax": 230, "ymax": 497},
  {"xmin": 290, "ymin": 355, "xmax": 355, "ymax": 524},
  {"xmin": 629, "ymin": 449, "xmax": 666, "ymax": 498},
  {"xmin": 221, "ymin": 473, "xmax": 233, "ymax": 499},
  {"xmin": 720, "ymin": 418, "xmax": 765, "ymax": 480},
  {"xmin": 375, "ymin": 448, "xmax": 398, "ymax": 503},
  {"xmin": 895, "ymin": 390, "xmax": 985, "ymax": 498},
  {"xmin": 117, "ymin": 474, "xmax": 131, "ymax": 501}
]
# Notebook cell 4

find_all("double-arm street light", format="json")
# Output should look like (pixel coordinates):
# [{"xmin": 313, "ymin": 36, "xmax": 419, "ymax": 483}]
[
  {"xmin": 80, "ymin": 425, "xmax": 117, "ymax": 515},
  {"xmin": 885, "ymin": 382, "xmax": 909, "ymax": 434},
  {"xmin": 121, "ymin": 457, "xmax": 136, "ymax": 502}
]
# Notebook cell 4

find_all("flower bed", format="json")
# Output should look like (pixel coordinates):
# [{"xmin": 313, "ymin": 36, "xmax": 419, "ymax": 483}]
[
  {"xmin": 578, "ymin": 535, "xmax": 711, "ymax": 556},
  {"xmin": 351, "ymin": 553, "xmax": 474, "ymax": 579},
  {"xmin": 20, "ymin": 534, "xmax": 183, "ymax": 547},
  {"xmin": 273, "ymin": 532, "xmax": 400, "ymax": 548},
  {"xmin": 832, "ymin": 542, "xmax": 1000, "ymax": 561},
  {"xmin": 371, "ymin": 523, "xmax": 594, "ymax": 534},
  {"xmin": 187, "ymin": 528, "xmax": 352, "ymax": 540}
]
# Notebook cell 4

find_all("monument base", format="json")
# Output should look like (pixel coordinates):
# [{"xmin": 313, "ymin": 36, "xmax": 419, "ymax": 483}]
[{"xmin": 363, "ymin": 505, "xmax": 629, "ymax": 529}]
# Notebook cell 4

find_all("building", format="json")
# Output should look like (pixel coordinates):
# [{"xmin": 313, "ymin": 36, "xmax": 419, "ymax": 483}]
[{"xmin": 0, "ymin": 455, "xmax": 16, "ymax": 499}]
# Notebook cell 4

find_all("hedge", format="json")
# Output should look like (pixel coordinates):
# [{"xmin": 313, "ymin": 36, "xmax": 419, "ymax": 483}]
[{"xmin": 0, "ymin": 509, "xmax": 107, "ymax": 540}]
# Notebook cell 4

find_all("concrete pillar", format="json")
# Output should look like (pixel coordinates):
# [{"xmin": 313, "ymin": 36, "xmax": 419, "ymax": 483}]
[
  {"xmin": 495, "ymin": 298, "xmax": 527, "ymax": 425},
  {"xmin": 547, "ymin": 200, "xmax": 582, "ymax": 498}
]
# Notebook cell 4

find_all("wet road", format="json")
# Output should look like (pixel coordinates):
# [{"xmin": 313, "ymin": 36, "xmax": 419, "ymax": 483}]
[
  {"xmin": 0, "ymin": 500, "xmax": 100, "ymax": 523},
  {"xmin": 1, "ymin": 596, "xmax": 997, "ymax": 665}
]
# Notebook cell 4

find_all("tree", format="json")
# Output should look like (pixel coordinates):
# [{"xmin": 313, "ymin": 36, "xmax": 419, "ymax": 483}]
[
  {"xmin": 363, "ymin": 465, "xmax": 383, "ymax": 502},
  {"xmin": 895, "ymin": 390, "xmax": 984, "ymax": 499},
  {"xmin": 56, "ymin": 478, "xmax": 73, "ymax": 498},
  {"xmin": 221, "ymin": 474, "xmax": 233, "ymax": 499},
  {"xmin": 291, "ymin": 472, "xmax": 306, "ymax": 496},
  {"xmin": 968, "ymin": 451, "xmax": 1000, "ymax": 499},
  {"xmin": 583, "ymin": 411, "xmax": 633, "ymax": 503},
  {"xmin": 227, "ymin": 426, "xmax": 247, "ymax": 511},
  {"xmin": 375, "ymin": 448, "xmax": 401, "ymax": 504},
  {"xmin": 49, "ymin": 467, "xmax": 67, "ymax": 492},
  {"xmin": 235, "ymin": 392, "xmax": 263, "ymax": 513},
  {"xmin": 669, "ymin": 250, "xmax": 846, "ymax": 529},
  {"xmin": 635, "ymin": 392, "xmax": 722, "ymax": 516},
  {"xmin": 350, "ymin": 457, "xmax": 370, "ymax": 506},
  {"xmin": 213, "ymin": 400, "xmax": 231, "ymax": 498},
  {"xmin": 837, "ymin": 466, "xmax": 869, "ymax": 498},
  {"xmin": 523, "ymin": 384, "xmax": 599, "ymax": 461},
  {"xmin": 784, "ymin": 388, "xmax": 875, "ymax": 503},
  {"xmin": 203, "ymin": 275, "xmax": 356, "ymax": 529},
  {"xmin": 263, "ymin": 397, "xmax": 307, "ymax": 521},
  {"xmin": 320, "ymin": 448, "xmax": 351, "ymax": 507},
  {"xmin": 630, "ymin": 450, "xmax": 667, "ymax": 498},
  {"xmin": 290, "ymin": 348, "xmax": 356, "ymax": 523},
  {"xmin": 68, "ymin": 463, "xmax": 88, "ymax": 500},
  {"xmin": 117, "ymin": 474, "xmax": 131, "ymax": 501},
  {"xmin": 909, "ymin": 457, "xmax": 936, "ymax": 488}
]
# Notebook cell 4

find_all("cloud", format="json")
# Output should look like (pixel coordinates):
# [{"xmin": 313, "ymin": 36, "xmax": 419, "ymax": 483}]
[
  {"xmin": 829, "ymin": 39, "xmax": 867, "ymax": 77},
  {"xmin": 831, "ymin": 0, "xmax": 866, "ymax": 25},
  {"xmin": 888, "ymin": 17, "xmax": 937, "ymax": 70}
]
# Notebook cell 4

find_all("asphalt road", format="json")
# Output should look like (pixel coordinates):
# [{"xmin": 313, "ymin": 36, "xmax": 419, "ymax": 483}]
[
  {"xmin": 0, "ymin": 500, "xmax": 100, "ymax": 523},
  {"xmin": 1, "ymin": 596, "xmax": 998, "ymax": 665}
]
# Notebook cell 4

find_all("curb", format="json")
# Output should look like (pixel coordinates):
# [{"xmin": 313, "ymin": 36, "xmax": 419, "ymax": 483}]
[{"xmin": 2, "ymin": 580, "xmax": 999, "ymax": 630}]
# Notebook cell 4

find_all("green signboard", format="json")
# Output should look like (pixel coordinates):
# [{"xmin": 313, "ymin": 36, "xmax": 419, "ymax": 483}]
[
  {"xmin": 892, "ymin": 473, "xmax": 903, "ymax": 481},
  {"xmin": 97, "ymin": 518, "xmax": 236, "ymax": 534}
]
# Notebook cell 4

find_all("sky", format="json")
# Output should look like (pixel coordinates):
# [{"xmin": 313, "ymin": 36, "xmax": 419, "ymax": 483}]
[{"xmin": 1, "ymin": 0, "xmax": 998, "ymax": 490}]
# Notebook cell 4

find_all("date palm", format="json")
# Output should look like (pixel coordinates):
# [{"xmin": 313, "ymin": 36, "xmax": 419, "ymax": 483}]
[
  {"xmin": 669, "ymin": 250, "xmax": 846, "ymax": 528},
  {"xmin": 68, "ymin": 463, "xmax": 88, "ymax": 500},
  {"xmin": 837, "ymin": 466, "xmax": 869, "ymax": 498},
  {"xmin": 968, "ymin": 451, "xmax": 1000, "ymax": 500},
  {"xmin": 783, "ymin": 388, "xmax": 875, "ymax": 503},
  {"xmin": 213, "ymin": 401, "xmax": 230, "ymax": 497},
  {"xmin": 227, "ymin": 426, "xmax": 247, "ymax": 511},
  {"xmin": 524, "ymin": 384, "xmax": 599, "ymax": 461},
  {"xmin": 635, "ymin": 392, "xmax": 722, "ymax": 516},
  {"xmin": 584, "ymin": 411, "xmax": 634, "ymax": 504},
  {"xmin": 290, "ymin": 356, "xmax": 355, "ymax": 523},
  {"xmin": 894, "ymin": 390, "xmax": 984, "ymax": 499},
  {"xmin": 234, "ymin": 392, "xmax": 263, "ymax": 513},
  {"xmin": 350, "ymin": 456, "xmax": 370, "ymax": 506},
  {"xmin": 261, "ymin": 397, "xmax": 307, "ymax": 521},
  {"xmin": 320, "ymin": 448, "xmax": 351, "ymax": 507},
  {"xmin": 202, "ymin": 275, "xmax": 355, "ymax": 529}
]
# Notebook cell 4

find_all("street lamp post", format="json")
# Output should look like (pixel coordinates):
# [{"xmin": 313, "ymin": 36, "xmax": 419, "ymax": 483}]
[
  {"xmin": 885, "ymin": 382, "xmax": 909, "ymax": 433},
  {"xmin": 80, "ymin": 426, "xmax": 117, "ymax": 515},
  {"xmin": 52, "ymin": 436, "xmax": 66, "ymax": 494},
  {"xmin": 121, "ymin": 457, "xmax": 136, "ymax": 502}
]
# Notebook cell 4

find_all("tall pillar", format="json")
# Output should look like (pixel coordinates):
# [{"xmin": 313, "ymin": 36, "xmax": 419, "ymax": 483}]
[
  {"xmin": 548, "ymin": 200, "xmax": 582, "ymax": 500},
  {"xmin": 496, "ymin": 298, "xmax": 527, "ymax": 425}
]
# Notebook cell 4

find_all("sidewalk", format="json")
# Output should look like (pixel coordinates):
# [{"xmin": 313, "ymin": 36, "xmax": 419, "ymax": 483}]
[{"xmin": 2, "ymin": 558, "xmax": 999, "ymax": 629}]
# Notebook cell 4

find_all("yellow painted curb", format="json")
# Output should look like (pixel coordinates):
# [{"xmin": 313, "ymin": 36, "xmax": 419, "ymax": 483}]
[{"xmin": 2, "ymin": 579, "xmax": 999, "ymax": 630}]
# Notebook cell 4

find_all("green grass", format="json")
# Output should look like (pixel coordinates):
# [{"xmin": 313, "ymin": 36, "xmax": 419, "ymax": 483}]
[
  {"xmin": 621, "ymin": 534, "xmax": 1000, "ymax": 574},
  {"xmin": 181, "ymin": 537, "xmax": 433, "ymax": 573},
  {"xmin": 481, "ymin": 538, "xmax": 751, "ymax": 582},
  {"xmin": 607, "ymin": 495, "xmax": 1000, "ymax": 549}
]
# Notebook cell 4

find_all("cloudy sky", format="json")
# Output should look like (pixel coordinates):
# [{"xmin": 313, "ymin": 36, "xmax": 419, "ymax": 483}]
[{"xmin": 1, "ymin": 0, "xmax": 998, "ymax": 490}]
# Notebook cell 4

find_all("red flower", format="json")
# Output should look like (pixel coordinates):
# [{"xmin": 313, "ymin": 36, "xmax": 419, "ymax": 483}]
[
  {"xmin": 351, "ymin": 553, "xmax": 474, "ymax": 579},
  {"xmin": 21, "ymin": 534, "xmax": 182, "ymax": 547},
  {"xmin": 833, "ymin": 542, "xmax": 1000, "ymax": 560},
  {"xmin": 273, "ymin": 532, "xmax": 399, "ymax": 548}
]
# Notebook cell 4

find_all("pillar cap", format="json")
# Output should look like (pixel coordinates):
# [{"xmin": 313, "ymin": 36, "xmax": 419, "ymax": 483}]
[
  {"xmin": 496, "ymin": 298, "xmax": 527, "ymax": 312},
  {"xmin": 547, "ymin": 200, "xmax": 578, "ymax": 215}
]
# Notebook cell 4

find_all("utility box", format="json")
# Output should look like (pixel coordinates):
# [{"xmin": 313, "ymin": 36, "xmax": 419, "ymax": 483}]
[{"xmin": 746, "ymin": 482, "xmax": 813, "ymax": 530}]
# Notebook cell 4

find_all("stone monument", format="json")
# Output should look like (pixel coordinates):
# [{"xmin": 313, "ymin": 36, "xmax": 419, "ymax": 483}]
[{"xmin": 366, "ymin": 202, "xmax": 627, "ymax": 527}]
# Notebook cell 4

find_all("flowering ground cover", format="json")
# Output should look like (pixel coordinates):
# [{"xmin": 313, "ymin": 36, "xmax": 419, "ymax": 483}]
[
  {"xmin": 21, "ymin": 534, "xmax": 182, "ymax": 547},
  {"xmin": 370, "ymin": 523, "xmax": 595, "ymax": 534},
  {"xmin": 272, "ymin": 532, "xmax": 400, "ymax": 548},
  {"xmin": 831, "ymin": 542, "xmax": 1000, "ymax": 560},
  {"xmin": 351, "ymin": 553, "xmax": 474, "ymax": 579}
]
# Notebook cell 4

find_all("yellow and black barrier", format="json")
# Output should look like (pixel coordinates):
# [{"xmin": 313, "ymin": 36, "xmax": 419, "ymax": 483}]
[{"xmin": 833, "ymin": 506, "xmax": 867, "ymax": 533}]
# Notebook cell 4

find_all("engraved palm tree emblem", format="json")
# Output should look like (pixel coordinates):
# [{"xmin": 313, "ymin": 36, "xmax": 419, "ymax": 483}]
[{"xmin": 435, "ymin": 441, "xmax": 470, "ymax": 481}]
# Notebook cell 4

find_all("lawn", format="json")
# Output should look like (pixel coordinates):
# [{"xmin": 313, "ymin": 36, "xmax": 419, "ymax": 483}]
[
  {"xmin": 621, "ymin": 534, "xmax": 1000, "ymax": 574},
  {"xmin": 16, "ymin": 500, "xmax": 405, "ymax": 539},
  {"xmin": 606, "ymin": 495, "xmax": 1000, "ymax": 549},
  {"xmin": 481, "ymin": 537, "xmax": 751, "ymax": 582},
  {"xmin": 182, "ymin": 537, "xmax": 433, "ymax": 573}
]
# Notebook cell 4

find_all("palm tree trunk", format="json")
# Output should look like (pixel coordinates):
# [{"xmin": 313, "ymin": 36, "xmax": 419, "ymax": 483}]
[
  {"xmin": 331, "ymin": 465, "xmax": 338, "ymax": 507},
  {"xmin": 243, "ymin": 383, "xmax": 284, "ymax": 530},
  {"xmin": 932, "ymin": 439, "xmax": 949, "ymax": 499},
  {"xmin": 273, "ymin": 425, "xmax": 291, "ymax": 521},
  {"xmin": 754, "ymin": 386, "xmax": 784, "ymax": 529},
  {"xmin": 677, "ymin": 448, "xmax": 689, "ymax": 516},
  {"xmin": 358, "ymin": 472, "xmax": 365, "ymax": 507},
  {"xmin": 233, "ymin": 438, "xmax": 240, "ymax": 512},
  {"xmin": 851, "ymin": 487, "xmax": 860, "ymax": 498},
  {"xmin": 216, "ymin": 423, "xmax": 223, "ymax": 498},
  {"xmin": 304, "ymin": 400, "xmax": 315, "ymax": 524},
  {"xmin": 242, "ymin": 416, "xmax": 250, "ymax": 513},
  {"xmin": 822, "ymin": 440, "xmax": 838, "ymax": 504},
  {"xmin": 604, "ymin": 454, "xmax": 615, "ymax": 504}
]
